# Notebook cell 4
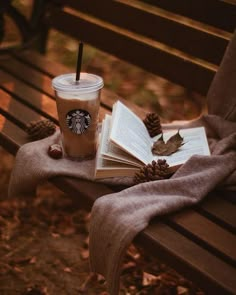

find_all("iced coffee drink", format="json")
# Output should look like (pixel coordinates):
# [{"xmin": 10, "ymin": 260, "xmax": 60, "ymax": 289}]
[{"xmin": 52, "ymin": 73, "xmax": 104, "ymax": 159}]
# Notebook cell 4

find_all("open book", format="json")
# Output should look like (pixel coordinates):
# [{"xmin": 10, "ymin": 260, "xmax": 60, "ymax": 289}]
[{"xmin": 95, "ymin": 101, "xmax": 210, "ymax": 178}]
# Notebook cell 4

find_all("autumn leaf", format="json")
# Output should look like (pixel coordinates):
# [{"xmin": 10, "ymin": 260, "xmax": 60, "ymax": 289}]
[
  {"xmin": 63, "ymin": 267, "xmax": 72, "ymax": 273},
  {"xmin": 152, "ymin": 130, "xmax": 184, "ymax": 156},
  {"xmin": 142, "ymin": 271, "xmax": 159, "ymax": 286}
]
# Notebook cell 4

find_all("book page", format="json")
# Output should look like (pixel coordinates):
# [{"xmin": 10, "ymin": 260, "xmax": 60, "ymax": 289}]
[
  {"xmin": 110, "ymin": 101, "xmax": 152, "ymax": 164},
  {"xmin": 95, "ymin": 121, "xmax": 139, "ymax": 178},
  {"xmin": 95, "ymin": 156, "xmax": 139, "ymax": 178},
  {"xmin": 100, "ymin": 115, "xmax": 143, "ymax": 167},
  {"xmin": 152, "ymin": 127, "xmax": 210, "ymax": 167}
]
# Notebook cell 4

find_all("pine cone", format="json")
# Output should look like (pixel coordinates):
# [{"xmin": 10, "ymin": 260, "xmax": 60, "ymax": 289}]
[
  {"xmin": 133, "ymin": 159, "xmax": 170, "ymax": 184},
  {"xmin": 143, "ymin": 113, "xmax": 162, "ymax": 137},
  {"xmin": 26, "ymin": 119, "xmax": 56, "ymax": 140}
]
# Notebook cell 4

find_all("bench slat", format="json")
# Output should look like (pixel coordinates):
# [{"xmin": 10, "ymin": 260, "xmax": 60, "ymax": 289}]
[
  {"xmin": 0, "ymin": 57, "xmax": 55, "ymax": 97},
  {"xmin": 0, "ymin": 114, "xmax": 28, "ymax": 155},
  {"xmin": 142, "ymin": 0, "xmax": 236, "ymax": 32},
  {"xmin": 0, "ymin": 89, "xmax": 45, "ymax": 128},
  {"xmin": 47, "ymin": 9, "xmax": 216, "ymax": 96},
  {"xmin": 169, "ymin": 209, "xmax": 236, "ymax": 266},
  {"xmin": 60, "ymin": 0, "xmax": 229, "ymax": 65},
  {"xmin": 0, "ymin": 69, "xmax": 58, "ymax": 123},
  {"xmin": 12, "ymin": 50, "xmax": 72, "ymax": 78},
  {"xmin": 138, "ymin": 221, "xmax": 236, "ymax": 295},
  {"xmin": 200, "ymin": 196, "xmax": 236, "ymax": 232}
]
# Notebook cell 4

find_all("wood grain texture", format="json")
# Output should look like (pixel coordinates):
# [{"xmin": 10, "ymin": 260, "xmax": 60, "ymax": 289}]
[
  {"xmin": 199, "ymin": 195, "xmax": 236, "ymax": 232},
  {"xmin": 141, "ymin": 0, "xmax": 236, "ymax": 32},
  {"xmin": 47, "ymin": 9, "xmax": 216, "ymax": 96},
  {"xmin": 59, "ymin": 0, "xmax": 229, "ymax": 65},
  {"xmin": 0, "ymin": 57, "xmax": 54, "ymax": 97},
  {"xmin": 0, "ymin": 70, "xmax": 58, "ymax": 123},
  {"xmin": 169, "ymin": 209, "xmax": 236, "ymax": 265}
]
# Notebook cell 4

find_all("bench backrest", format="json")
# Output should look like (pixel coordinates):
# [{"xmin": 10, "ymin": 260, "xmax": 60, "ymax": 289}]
[{"xmin": 44, "ymin": 0, "xmax": 236, "ymax": 96}]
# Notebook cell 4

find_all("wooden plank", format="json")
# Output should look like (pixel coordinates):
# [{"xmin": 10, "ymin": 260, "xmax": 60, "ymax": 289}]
[
  {"xmin": 12, "ymin": 50, "xmax": 71, "ymax": 78},
  {"xmin": 0, "ymin": 57, "xmax": 55, "ymax": 97},
  {"xmin": 47, "ymin": 9, "xmax": 216, "ymax": 95},
  {"xmin": 137, "ymin": 221, "xmax": 236, "ymax": 295},
  {"xmin": 223, "ymin": 191, "xmax": 236, "ymax": 204},
  {"xmin": 0, "ymin": 88, "xmax": 45, "ymax": 127},
  {"xmin": 0, "ymin": 114, "xmax": 28, "ymax": 155},
  {"xmin": 142, "ymin": 0, "xmax": 236, "ymax": 32},
  {"xmin": 0, "ymin": 70, "xmax": 58, "ymax": 123},
  {"xmin": 169, "ymin": 209, "xmax": 236, "ymax": 265},
  {"xmin": 199, "ymin": 196, "xmax": 236, "ymax": 232},
  {"xmin": 61, "ymin": 0, "xmax": 229, "ymax": 65}
]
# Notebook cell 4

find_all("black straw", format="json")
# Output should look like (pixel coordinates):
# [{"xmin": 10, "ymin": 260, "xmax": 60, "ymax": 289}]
[{"xmin": 76, "ymin": 42, "xmax": 83, "ymax": 81}]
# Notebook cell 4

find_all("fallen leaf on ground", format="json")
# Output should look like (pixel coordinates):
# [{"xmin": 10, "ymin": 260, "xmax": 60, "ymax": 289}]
[
  {"xmin": 63, "ymin": 267, "xmax": 72, "ymax": 273},
  {"xmin": 29, "ymin": 256, "xmax": 37, "ymax": 264},
  {"xmin": 80, "ymin": 249, "xmax": 89, "ymax": 260},
  {"xmin": 142, "ymin": 271, "xmax": 159, "ymax": 286}
]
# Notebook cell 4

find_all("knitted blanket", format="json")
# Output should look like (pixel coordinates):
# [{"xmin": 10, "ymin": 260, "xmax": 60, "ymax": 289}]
[{"xmin": 8, "ymin": 31, "xmax": 236, "ymax": 295}]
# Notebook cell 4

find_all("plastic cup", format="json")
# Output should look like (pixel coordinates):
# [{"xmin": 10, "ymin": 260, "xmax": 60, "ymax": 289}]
[{"xmin": 52, "ymin": 72, "xmax": 104, "ymax": 159}]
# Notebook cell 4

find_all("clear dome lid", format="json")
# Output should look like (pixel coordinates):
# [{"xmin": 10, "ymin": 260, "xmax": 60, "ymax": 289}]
[{"xmin": 52, "ymin": 73, "xmax": 104, "ymax": 94}]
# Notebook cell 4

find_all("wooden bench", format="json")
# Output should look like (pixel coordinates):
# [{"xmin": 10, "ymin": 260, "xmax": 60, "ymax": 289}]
[{"xmin": 0, "ymin": 1, "xmax": 236, "ymax": 294}]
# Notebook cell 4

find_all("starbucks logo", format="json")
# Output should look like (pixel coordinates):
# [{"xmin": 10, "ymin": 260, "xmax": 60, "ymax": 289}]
[{"xmin": 66, "ymin": 109, "xmax": 91, "ymax": 134}]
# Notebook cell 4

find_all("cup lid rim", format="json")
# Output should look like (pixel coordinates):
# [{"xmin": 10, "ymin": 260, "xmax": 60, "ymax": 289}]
[{"xmin": 52, "ymin": 73, "xmax": 104, "ymax": 93}]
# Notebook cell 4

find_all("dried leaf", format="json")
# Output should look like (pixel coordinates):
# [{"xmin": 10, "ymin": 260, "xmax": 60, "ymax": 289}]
[
  {"xmin": 168, "ymin": 130, "xmax": 184, "ymax": 145},
  {"xmin": 13, "ymin": 266, "xmax": 23, "ymax": 273},
  {"xmin": 30, "ymin": 256, "xmax": 37, "ymax": 264},
  {"xmin": 63, "ymin": 267, "xmax": 72, "ymax": 273},
  {"xmin": 142, "ymin": 271, "xmax": 158, "ymax": 286},
  {"xmin": 152, "ymin": 130, "xmax": 184, "ymax": 156},
  {"xmin": 122, "ymin": 261, "xmax": 137, "ymax": 272},
  {"xmin": 78, "ymin": 273, "xmax": 97, "ymax": 293},
  {"xmin": 177, "ymin": 286, "xmax": 189, "ymax": 295},
  {"xmin": 51, "ymin": 232, "xmax": 60, "ymax": 238},
  {"xmin": 80, "ymin": 248, "xmax": 89, "ymax": 260},
  {"xmin": 25, "ymin": 285, "xmax": 48, "ymax": 295},
  {"xmin": 9, "ymin": 256, "xmax": 32, "ymax": 265},
  {"xmin": 126, "ymin": 244, "xmax": 141, "ymax": 261},
  {"xmin": 152, "ymin": 134, "xmax": 167, "ymax": 154}
]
